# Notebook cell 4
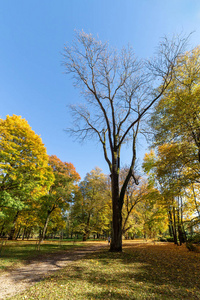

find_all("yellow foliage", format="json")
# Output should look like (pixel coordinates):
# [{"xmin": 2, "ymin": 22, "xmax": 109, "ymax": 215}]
[{"xmin": 0, "ymin": 115, "xmax": 54, "ymax": 201}]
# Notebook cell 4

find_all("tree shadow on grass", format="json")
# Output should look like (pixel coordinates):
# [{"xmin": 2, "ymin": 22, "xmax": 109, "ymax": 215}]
[
  {"xmin": 7, "ymin": 243, "xmax": 200, "ymax": 300},
  {"xmin": 0, "ymin": 241, "xmax": 87, "ymax": 267},
  {"xmin": 44, "ymin": 243, "xmax": 200, "ymax": 300}
]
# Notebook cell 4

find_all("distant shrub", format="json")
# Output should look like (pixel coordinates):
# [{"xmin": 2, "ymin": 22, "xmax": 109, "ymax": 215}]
[
  {"xmin": 187, "ymin": 234, "xmax": 200, "ymax": 244},
  {"xmin": 158, "ymin": 236, "xmax": 174, "ymax": 242},
  {"xmin": 166, "ymin": 237, "xmax": 174, "ymax": 242},
  {"xmin": 186, "ymin": 233, "xmax": 200, "ymax": 252},
  {"xmin": 158, "ymin": 237, "xmax": 167, "ymax": 242}
]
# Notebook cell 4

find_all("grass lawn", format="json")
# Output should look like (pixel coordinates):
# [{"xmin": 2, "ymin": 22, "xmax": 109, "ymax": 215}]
[
  {"xmin": 0, "ymin": 239, "xmax": 87, "ymax": 272},
  {"xmin": 10, "ymin": 241, "xmax": 200, "ymax": 300}
]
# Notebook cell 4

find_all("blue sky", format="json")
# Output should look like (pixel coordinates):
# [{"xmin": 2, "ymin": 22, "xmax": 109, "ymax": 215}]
[{"xmin": 0, "ymin": 0, "xmax": 200, "ymax": 179}]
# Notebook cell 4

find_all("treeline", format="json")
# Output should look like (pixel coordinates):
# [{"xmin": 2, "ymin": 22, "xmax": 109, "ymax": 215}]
[
  {"xmin": 0, "ymin": 115, "xmax": 80, "ymax": 240},
  {"xmin": 67, "ymin": 168, "xmax": 168, "ymax": 241},
  {"xmin": 0, "ymin": 115, "xmax": 167, "ymax": 241},
  {"xmin": 143, "ymin": 46, "xmax": 200, "ymax": 246},
  {"xmin": 1, "ymin": 47, "xmax": 200, "ymax": 245}
]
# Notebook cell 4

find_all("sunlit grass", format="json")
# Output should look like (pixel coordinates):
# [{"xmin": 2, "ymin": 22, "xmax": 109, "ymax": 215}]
[
  {"xmin": 11, "ymin": 241, "xmax": 200, "ymax": 300},
  {"xmin": 0, "ymin": 239, "xmax": 87, "ymax": 272}
]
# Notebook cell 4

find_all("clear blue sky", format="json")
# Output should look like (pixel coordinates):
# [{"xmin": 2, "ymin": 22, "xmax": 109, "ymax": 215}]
[{"xmin": 0, "ymin": 0, "xmax": 200, "ymax": 179}]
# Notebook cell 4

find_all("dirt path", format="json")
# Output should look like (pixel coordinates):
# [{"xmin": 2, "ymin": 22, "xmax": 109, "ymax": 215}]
[{"xmin": 0, "ymin": 243, "xmax": 108, "ymax": 300}]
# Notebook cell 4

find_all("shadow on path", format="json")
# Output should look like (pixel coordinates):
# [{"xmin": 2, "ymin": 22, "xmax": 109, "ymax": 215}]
[{"xmin": 0, "ymin": 243, "xmax": 108, "ymax": 300}]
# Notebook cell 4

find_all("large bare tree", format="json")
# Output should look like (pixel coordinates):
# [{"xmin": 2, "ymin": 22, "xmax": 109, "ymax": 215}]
[{"xmin": 63, "ymin": 31, "xmax": 187, "ymax": 251}]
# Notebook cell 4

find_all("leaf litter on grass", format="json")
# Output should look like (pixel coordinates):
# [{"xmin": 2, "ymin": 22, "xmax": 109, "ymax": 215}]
[{"xmin": 11, "ymin": 241, "xmax": 200, "ymax": 300}]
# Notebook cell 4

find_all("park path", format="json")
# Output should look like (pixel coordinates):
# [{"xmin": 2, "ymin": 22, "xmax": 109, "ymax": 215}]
[{"xmin": 0, "ymin": 243, "xmax": 107, "ymax": 300}]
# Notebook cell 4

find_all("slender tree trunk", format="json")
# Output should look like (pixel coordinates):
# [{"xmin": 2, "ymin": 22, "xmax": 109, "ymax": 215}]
[
  {"xmin": 177, "ymin": 196, "xmax": 182, "ymax": 245},
  {"xmin": 41, "ymin": 212, "xmax": 51, "ymax": 242},
  {"xmin": 83, "ymin": 213, "xmax": 90, "ymax": 241},
  {"xmin": 15, "ymin": 226, "xmax": 21, "ymax": 240},
  {"xmin": 8, "ymin": 211, "xmax": 19, "ymax": 240},
  {"xmin": 180, "ymin": 196, "xmax": 187, "ymax": 242},
  {"xmin": 168, "ymin": 208, "xmax": 178, "ymax": 245},
  {"xmin": 0, "ymin": 222, "xmax": 5, "ymax": 237},
  {"xmin": 192, "ymin": 184, "xmax": 200, "ymax": 218},
  {"xmin": 22, "ymin": 227, "xmax": 26, "ymax": 240},
  {"xmin": 172, "ymin": 206, "xmax": 178, "ymax": 245}
]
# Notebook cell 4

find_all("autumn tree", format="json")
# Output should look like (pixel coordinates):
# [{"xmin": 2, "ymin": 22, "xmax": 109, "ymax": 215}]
[
  {"xmin": 0, "ymin": 115, "xmax": 54, "ymax": 239},
  {"xmin": 119, "ymin": 168, "xmax": 146, "ymax": 235},
  {"xmin": 38, "ymin": 155, "xmax": 80, "ymax": 241},
  {"xmin": 63, "ymin": 31, "xmax": 187, "ymax": 251},
  {"xmin": 150, "ymin": 46, "xmax": 200, "ymax": 166},
  {"xmin": 138, "ymin": 200, "xmax": 168, "ymax": 240},
  {"xmin": 184, "ymin": 184, "xmax": 200, "ymax": 223},
  {"xmin": 120, "ymin": 166, "xmax": 168, "ymax": 240},
  {"xmin": 70, "ymin": 168, "xmax": 111, "ymax": 241},
  {"xmin": 43, "ymin": 208, "xmax": 67, "ymax": 239},
  {"xmin": 143, "ymin": 147, "xmax": 193, "ymax": 244},
  {"xmin": 146, "ymin": 47, "xmax": 200, "ymax": 244}
]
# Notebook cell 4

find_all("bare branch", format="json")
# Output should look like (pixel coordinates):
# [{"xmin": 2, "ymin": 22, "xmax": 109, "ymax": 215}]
[
  {"xmin": 119, "ymin": 120, "xmax": 140, "ymax": 208},
  {"xmin": 63, "ymin": 30, "xmax": 189, "ymax": 251}
]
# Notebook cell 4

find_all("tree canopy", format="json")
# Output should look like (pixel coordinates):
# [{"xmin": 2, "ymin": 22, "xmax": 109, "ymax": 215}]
[
  {"xmin": 0, "ymin": 115, "xmax": 54, "ymax": 214},
  {"xmin": 38, "ymin": 155, "xmax": 80, "ymax": 241},
  {"xmin": 69, "ymin": 167, "xmax": 111, "ymax": 241},
  {"xmin": 150, "ymin": 46, "xmax": 200, "ymax": 165},
  {"xmin": 0, "ymin": 115, "xmax": 54, "ymax": 239}
]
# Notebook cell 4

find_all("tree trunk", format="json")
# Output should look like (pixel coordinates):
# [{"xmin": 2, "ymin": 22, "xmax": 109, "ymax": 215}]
[
  {"xmin": 172, "ymin": 206, "xmax": 178, "ymax": 245},
  {"xmin": 27, "ymin": 229, "xmax": 31, "ymax": 240},
  {"xmin": 110, "ymin": 170, "xmax": 122, "ymax": 252},
  {"xmin": 41, "ymin": 213, "xmax": 51, "ymax": 242},
  {"xmin": 15, "ymin": 226, "xmax": 21, "ymax": 240},
  {"xmin": 192, "ymin": 184, "xmax": 200, "ymax": 218},
  {"xmin": 82, "ymin": 233, "xmax": 87, "ymax": 241},
  {"xmin": 0, "ymin": 222, "xmax": 5, "ymax": 237},
  {"xmin": 8, "ymin": 211, "xmax": 19, "ymax": 240},
  {"xmin": 178, "ymin": 225, "xmax": 184, "ymax": 245},
  {"xmin": 22, "ymin": 227, "xmax": 26, "ymax": 240},
  {"xmin": 168, "ymin": 224, "xmax": 173, "ymax": 237},
  {"xmin": 168, "ymin": 208, "xmax": 178, "ymax": 245},
  {"xmin": 83, "ymin": 213, "xmax": 90, "ymax": 241}
]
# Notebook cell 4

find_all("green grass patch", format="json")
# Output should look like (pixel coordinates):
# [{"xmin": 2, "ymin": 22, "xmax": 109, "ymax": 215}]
[
  {"xmin": 0, "ymin": 240, "xmax": 86, "ymax": 272},
  {"xmin": 11, "ymin": 242, "xmax": 200, "ymax": 300}
]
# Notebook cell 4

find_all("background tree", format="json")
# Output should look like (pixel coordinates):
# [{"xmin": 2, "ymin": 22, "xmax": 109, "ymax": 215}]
[
  {"xmin": 38, "ymin": 155, "xmax": 80, "ymax": 241},
  {"xmin": 44, "ymin": 208, "xmax": 66, "ymax": 239},
  {"xmin": 145, "ymin": 47, "xmax": 200, "ymax": 245},
  {"xmin": 150, "ymin": 46, "xmax": 200, "ymax": 165},
  {"xmin": 120, "ymin": 168, "xmax": 168, "ymax": 240},
  {"xmin": 139, "ymin": 189, "xmax": 168, "ymax": 240},
  {"xmin": 70, "ymin": 168, "xmax": 111, "ymax": 241},
  {"xmin": 63, "ymin": 31, "xmax": 187, "ymax": 251},
  {"xmin": 142, "ymin": 148, "xmax": 199, "ymax": 244},
  {"xmin": 120, "ymin": 168, "xmax": 148, "ymax": 235},
  {"xmin": 0, "ymin": 115, "xmax": 54, "ymax": 239}
]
